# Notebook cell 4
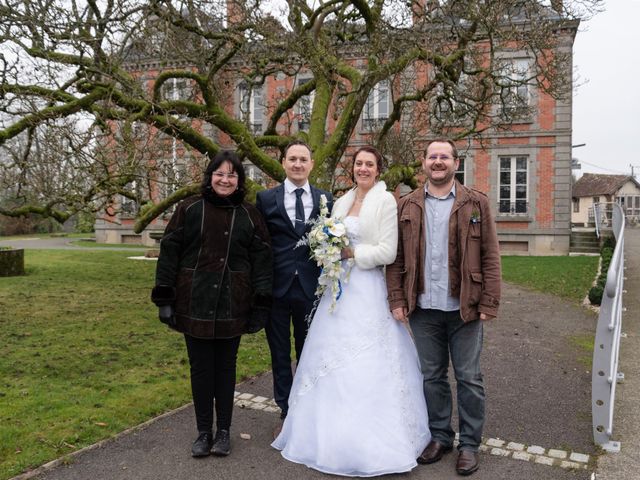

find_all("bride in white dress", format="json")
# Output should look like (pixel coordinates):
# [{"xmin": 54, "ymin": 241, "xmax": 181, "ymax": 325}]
[{"xmin": 272, "ymin": 147, "xmax": 430, "ymax": 476}]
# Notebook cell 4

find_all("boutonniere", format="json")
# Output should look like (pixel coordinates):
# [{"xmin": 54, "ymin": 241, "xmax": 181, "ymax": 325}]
[{"xmin": 470, "ymin": 209, "xmax": 481, "ymax": 224}]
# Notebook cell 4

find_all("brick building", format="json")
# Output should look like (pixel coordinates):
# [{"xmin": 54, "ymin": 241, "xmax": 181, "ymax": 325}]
[{"xmin": 95, "ymin": 5, "xmax": 579, "ymax": 255}]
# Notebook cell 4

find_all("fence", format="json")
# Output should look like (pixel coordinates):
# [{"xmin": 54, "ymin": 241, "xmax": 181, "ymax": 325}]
[{"xmin": 591, "ymin": 202, "xmax": 626, "ymax": 452}]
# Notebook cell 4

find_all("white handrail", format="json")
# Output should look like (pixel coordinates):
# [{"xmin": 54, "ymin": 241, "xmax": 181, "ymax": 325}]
[{"xmin": 591, "ymin": 202, "xmax": 625, "ymax": 452}]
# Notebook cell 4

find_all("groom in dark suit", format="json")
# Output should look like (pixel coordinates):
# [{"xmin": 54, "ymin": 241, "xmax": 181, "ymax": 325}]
[{"xmin": 256, "ymin": 140, "xmax": 333, "ymax": 420}]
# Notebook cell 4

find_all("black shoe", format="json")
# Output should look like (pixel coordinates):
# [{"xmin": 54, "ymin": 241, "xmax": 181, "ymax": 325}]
[
  {"xmin": 191, "ymin": 431, "xmax": 213, "ymax": 457},
  {"xmin": 212, "ymin": 429, "xmax": 231, "ymax": 456}
]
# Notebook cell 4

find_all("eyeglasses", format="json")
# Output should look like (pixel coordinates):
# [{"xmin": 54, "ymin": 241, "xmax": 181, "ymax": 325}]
[
  {"xmin": 426, "ymin": 155, "xmax": 455, "ymax": 161},
  {"xmin": 212, "ymin": 172, "xmax": 239, "ymax": 180}
]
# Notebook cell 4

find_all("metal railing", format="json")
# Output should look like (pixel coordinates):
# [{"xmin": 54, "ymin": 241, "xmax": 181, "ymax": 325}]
[
  {"xmin": 591, "ymin": 202, "xmax": 613, "ymax": 239},
  {"xmin": 591, "ymin": 202, "xmax": 626, "ymax": 452}
]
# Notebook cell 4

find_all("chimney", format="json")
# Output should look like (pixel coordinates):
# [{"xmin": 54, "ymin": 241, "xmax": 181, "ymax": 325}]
[
  {"xmin": 550, "ymin": 0, "xmax": 563, "ymax": 14},
  {"xmin": 412, "ymin": 0, "xmax": 438, "ymax": 25},
  {"xmin": 226, "ymin": 0, "xmax": 244, "ymax": 26}
]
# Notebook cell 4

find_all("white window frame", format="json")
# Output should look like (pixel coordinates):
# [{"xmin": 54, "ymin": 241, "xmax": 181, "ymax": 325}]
[
  {"xmin": 363, "ymin": 80, "xmax": 390, "ymax": 129},
  {"xmin": 161, "ymin": 78, "xmax": 191, "ymax": 101},
  {"xmin": 455, "ymin": 156, "xmax": 466, "ymax": 185},
  {"xmin": 498, "ymin": 155, "xmax": 529, "ymax": 215},
  {"xmin": 499, "ymin": 58, "xmax": 530, "ymax": 117},
  {"xmin": 238, "ymin": 83, "xmax": 264, "ymax": 134},
  {"xmin": 243, "ymin": 161, "xmax": 265, "ymax": 185},
  {"xmin": 120, "ymin": 180, "xmax": 141, "ymax": 217},
  {"xmin": 617, "ymin": 195, "xmax": 640, "ymax": 218},
  {"xmin": 296, "ymin": 78, "xmax": 314, "ymax": 131},
  {"xmin": 433, "ymin": 69, "xmax": 472, "ymax": 122}
]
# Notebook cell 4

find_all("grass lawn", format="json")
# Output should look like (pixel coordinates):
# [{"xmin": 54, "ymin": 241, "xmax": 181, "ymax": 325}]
[
  {"xmin": 0, "ymin": 250, "xmax": 599, "ymax": 479},
  {"xmin": 501, "ymin": 255, "xmax": 599, "ymax": 303},
  {"xmin": 0, "ymin": 250, "xmax": 271, "ymax": 479}
]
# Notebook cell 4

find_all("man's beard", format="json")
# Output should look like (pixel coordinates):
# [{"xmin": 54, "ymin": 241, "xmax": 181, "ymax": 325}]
[{"xmin": 427, "ymin": 169, "xmax": 455, "ymax": 186}]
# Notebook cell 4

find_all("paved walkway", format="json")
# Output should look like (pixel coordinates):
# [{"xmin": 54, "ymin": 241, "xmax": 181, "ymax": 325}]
[
  {"xmin": 9, "ymin": 230, "xmax": 640, "ymax": 480},
  {"xmin": 0, "ymin": 237, "xmax": 148, "ymax": 251}
]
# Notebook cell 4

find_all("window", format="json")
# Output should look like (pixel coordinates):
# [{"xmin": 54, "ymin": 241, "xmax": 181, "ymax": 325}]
[
  {"xmin": 617, "ymin": 195, "xmax": 640, "ymax": 219},
  {"xmin": 363, "ymin": 80, "xmax": 390, "ymax": 129},
  {"xmin": 498, "ymin": 156, "xmax": 528, "ymax": 214},
  {"xmin": 573, "ymin": 199, "xmax": 579, "ymax": 213},
  {"xmin": 244, "ymin": 162, "xmax": 265, "ymax": 186},
  {"xmin": 238, "ymin": 83, "xmax": 264, "ymax": 133},
  {"xmin": 433, "ymin": 71, "xmax": 472, "ymax": 123},
  {"xmin": 161, "ymin": 79, "xmax": 192, "ymax": 101},
  {"xmin": 296, "ymin": 78, "xmax": 314, "ymax": 131},
  {"xmin": 434, "ymin": 82, "xmax": 455, "ymax": 119},
  {"xmin": 120, "ymin": 180, "xmax": 141, "ymax": 217},
  {"xmin": 455, "ymin": 157, "xmax": 465, "ymax": 185},
  {"xmin": 499, "ymin": 59, "xmax": 530, "ymax": 117}
]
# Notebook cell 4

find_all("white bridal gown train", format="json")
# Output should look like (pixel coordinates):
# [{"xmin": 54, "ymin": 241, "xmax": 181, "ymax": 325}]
[{"xmin": 272, "ymin": 216, "xmax": 430, "ymax": 477}]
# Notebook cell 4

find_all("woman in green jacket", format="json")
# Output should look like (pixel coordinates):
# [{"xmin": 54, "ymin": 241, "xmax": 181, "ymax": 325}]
[{"xmin": 152, "ymin": 151, "xmax": 272, "ymax": 458}]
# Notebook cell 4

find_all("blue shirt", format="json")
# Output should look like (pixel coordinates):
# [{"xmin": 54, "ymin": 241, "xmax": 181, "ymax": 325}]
[{"xmin": 417, "ymin": 184, "xmax": 461, "ymax": 311}]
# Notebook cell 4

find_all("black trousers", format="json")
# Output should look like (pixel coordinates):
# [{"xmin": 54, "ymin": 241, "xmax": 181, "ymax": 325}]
[
  {"xmin": 184, "ymin": 334, "xmax": 241, "ymax": 433},
  {"xmin": 265, "ymin": 276, "xmax": 314, "ymax": 415}
]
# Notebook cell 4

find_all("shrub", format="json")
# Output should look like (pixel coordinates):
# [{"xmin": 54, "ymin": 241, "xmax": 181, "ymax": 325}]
[
  {"xmin": 74, "ymin": 211, "xmax": 96, "ymax": 233},
  {"xmin": 589, "ymin": 285, "xmax": 604, "ymax": 306},
  {"xmin": 589, "ymin": 237, "xmax": 617, "ymax": 306},
  {"xmin": 601, "ymin": 234, "xmax": 616, "ymax": 251}
]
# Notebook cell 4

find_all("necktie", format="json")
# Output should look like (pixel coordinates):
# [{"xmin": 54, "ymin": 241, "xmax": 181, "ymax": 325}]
[{"xmin": 294, "ymin": 188, "xmax": 305, "ymax": 236}]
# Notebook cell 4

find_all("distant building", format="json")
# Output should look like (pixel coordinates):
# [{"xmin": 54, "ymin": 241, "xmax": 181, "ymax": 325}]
[{"xmin": 572, "ymin": 173, "xmax": 640, "ymax": 226}]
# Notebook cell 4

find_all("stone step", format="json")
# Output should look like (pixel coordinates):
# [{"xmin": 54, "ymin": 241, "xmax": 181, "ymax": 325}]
[
  {"xmin": 570, "ymin": 239, "xmax": 600, "ymax": 247},
  {"xmin": 571, "ymin": 232, "xmax": 598, "ymax": 240},
  {"xmin": 570, "ymin": 246, "xmax": 601, "ymax": 254}
]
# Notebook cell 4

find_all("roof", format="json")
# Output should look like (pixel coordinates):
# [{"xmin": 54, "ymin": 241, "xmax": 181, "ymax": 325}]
[{"xmin": 572, "ymin": 173, "xmax": 640, "ymax": 197}]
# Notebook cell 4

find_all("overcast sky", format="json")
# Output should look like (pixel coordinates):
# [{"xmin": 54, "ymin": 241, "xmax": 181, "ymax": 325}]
[{"xmin": 572, "ymin": 1, "xmax": 640, "ymax": 178}]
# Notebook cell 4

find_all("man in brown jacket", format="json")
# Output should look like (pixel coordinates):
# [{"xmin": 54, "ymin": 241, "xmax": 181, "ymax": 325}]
[{"xmin": 386, "ymin": 139, "xmax": 501, "ymax": 476}]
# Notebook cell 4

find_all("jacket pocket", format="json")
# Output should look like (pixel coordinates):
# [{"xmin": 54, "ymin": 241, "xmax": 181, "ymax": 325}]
[
  {"xmin": 400, "ymin": 216, "xmax": 413, "ymax": 250},
  {"xmin": 190, "ymin": 271, "xmax": 223, "ymax": 319},
  {"xmin": 229, "ymin": 270, "xmax": 251, "ymax": 318},
  {"xmin": 469, "ymin": 271, "xmax": 483, "ymax": 305},
  {"xmin": 175, "ymin": 270, "xmax": 193, "ymax": 316}
]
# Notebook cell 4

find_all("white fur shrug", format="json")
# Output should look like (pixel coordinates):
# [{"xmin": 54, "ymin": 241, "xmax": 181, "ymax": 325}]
[{"xmin": 330, "ymin": 180, "xmax": 398, "ymax": 270}]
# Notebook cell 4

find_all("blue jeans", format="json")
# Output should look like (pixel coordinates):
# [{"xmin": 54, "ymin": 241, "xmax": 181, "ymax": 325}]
[{"xmin": 410, "ymin": 308, "xmax": 485, "ymax": 452}]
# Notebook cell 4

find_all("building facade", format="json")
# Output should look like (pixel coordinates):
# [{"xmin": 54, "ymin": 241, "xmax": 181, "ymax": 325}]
[
  {"xmin": 95, "ymin": 7, "xmax": 578, "ymax": 256},
  {"xmin": 572, "ymin": 173, "xmax": 640, "ymax": 227}
]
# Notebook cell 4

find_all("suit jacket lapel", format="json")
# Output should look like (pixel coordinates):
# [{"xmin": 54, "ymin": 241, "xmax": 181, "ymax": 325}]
[
  {"xmin": 275, "ymin": 184, "xmax": 297, "ymax": 234},
  {"xmin": 310, "ymin": 185, "xmax": 322, "ymax": 220}
]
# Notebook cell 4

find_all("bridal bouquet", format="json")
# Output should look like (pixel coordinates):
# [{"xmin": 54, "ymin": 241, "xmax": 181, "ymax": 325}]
[{"xmin": 298, "ymin": 194, "xmax": 353, "ymax": 312}]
